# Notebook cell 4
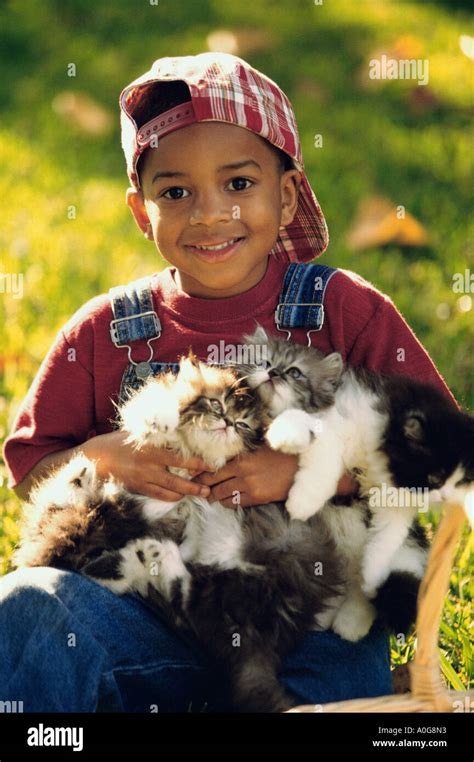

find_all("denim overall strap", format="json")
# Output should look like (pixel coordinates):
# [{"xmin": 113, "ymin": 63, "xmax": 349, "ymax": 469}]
[
  {"xmin": 109, "ymin": 276, "xmax": 167, "ymax": 410},
  {"xmin": 275, "ymin": 263, "xmax": 338, "ymax": 346},
  {"xmin": 109, "ymin": 275, "xmax": 162, "ymax": 371}
]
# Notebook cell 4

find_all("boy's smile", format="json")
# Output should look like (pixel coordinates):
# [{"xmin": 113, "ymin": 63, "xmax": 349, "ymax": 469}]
[{"xmin": 127, "ymin": 122, "xmax": 300, "ymax": 298}]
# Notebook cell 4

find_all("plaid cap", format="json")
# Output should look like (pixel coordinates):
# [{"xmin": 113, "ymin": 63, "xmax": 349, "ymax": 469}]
[{"xmin": 120, "ymin": 53, "xmax": 328, "ymax": 263}]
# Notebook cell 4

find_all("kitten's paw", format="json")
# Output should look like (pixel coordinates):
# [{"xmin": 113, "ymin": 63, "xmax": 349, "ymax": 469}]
[
  {"xmin": 140, "ymin": 538, "xmax": 190, "ymax": 599},
  {"xmin": 332, "ymin": 597, "xmax": 376, "ymax": 642},
  {"xmin": 285, "ymin": 487, "xmax": 320, "ymax": 521},
  {"xmin": 62, "ymin": 456, "xmax": 98, "ymax": 504},
  {"xmin": 121, "ymin": 385, "xmax": 180, "ymax": 447},
  {"xmin": 266, "ymin": 409, "xmax": 316, "ymax": 454},
  {"xmin": 361, "ymin": 561, "xmax": 386, "ymax": 598},
  {"xmin": 147, "ymin": 402, "xmax": 180, "ymax": 439}
]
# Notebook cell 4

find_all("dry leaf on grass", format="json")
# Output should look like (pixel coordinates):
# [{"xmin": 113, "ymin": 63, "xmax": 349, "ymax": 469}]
[
  {"xmin": 347, "ymin": 196, "xmax": 430, "ymax": 250},
  {"xmin": 357, "ymin": 34, "xmax": 425, "ymax": 91},
  {"xmin": 52, "ymin": 92, "xmax": 113, "ymax": 136},
  {"xmin": 207, "ymin": 28, "xmax": 276, "ymax": 56}
]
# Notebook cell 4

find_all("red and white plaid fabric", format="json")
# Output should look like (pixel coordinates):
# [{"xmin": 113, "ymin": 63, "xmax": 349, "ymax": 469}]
[{"xmin": 120, "ymin": 53, "xmax": 328, "ymax": 263}]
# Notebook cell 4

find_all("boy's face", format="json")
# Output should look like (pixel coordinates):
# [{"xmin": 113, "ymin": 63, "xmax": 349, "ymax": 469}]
[{"xmin": 127, "ymin": 122, "xmax": 301, "ymax": 298}]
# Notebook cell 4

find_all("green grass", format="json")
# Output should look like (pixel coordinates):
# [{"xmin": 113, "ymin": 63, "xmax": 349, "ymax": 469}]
[{"xmin": 0, "ymin": 0, "xmax": 472, "ymax": 690}]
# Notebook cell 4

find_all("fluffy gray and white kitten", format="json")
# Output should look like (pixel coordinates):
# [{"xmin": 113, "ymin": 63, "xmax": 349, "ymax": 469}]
[
  {"xmin": 243, "ymin": 326, "xmax": 474, "ymax": 607},
  {"xmin": 13, "ymin": 355, "xmax": 342, "ymax": 713}
]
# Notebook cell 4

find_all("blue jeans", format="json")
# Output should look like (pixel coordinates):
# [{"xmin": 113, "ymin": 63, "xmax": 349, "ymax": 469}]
[{"xmin": 0, "ymin": 567, "xmax": 393, "ymax": 712}]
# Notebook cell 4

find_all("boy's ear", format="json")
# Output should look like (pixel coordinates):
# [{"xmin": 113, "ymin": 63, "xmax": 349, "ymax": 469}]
[
  {"xmin": 280, "ymin": 170, "xmax": 301, "ymax": 228},
  {"xmin": 126, "ymin": 188, "xmax": 151, "ymax": 237}
]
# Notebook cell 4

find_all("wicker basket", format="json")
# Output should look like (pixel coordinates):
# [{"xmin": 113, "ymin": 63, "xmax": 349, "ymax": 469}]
[{"xmin": 288, "ymin": 500, "xmax": 473, "ymax": 713}]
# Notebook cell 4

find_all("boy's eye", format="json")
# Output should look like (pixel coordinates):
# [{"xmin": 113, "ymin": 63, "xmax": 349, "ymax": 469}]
[
  {"xmin": 287, "ymin": 366, "xmax": 303, "ymax": 379},
  {"xmin": 161, "ymin": 187, "xmax": 190, "ymax": 200},
  {"xmin": 226, "ymin": 177, "xmax": 253, "ymax": 192}
]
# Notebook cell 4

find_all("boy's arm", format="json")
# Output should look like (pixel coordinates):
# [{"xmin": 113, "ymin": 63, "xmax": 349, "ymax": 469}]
[
  {"xmin": 3, "ymin": 308, "xmax": 211, "ymax": 503},
  {"xmin": 3, "ymin": 325, "xmax": 97, "ymax": 492},
  {"xmin": 13, "ymin": 431, "xmax": 212, "ymax": 503},
  {"xmin": 346, "ymin": 297, "xmax": 458, "ymax": 405}
]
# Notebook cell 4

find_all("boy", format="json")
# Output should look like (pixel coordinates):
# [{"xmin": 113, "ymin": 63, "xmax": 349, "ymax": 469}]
[{"xmin": 0, "ymin": 53, "xmax": 455, "ymax": 712}]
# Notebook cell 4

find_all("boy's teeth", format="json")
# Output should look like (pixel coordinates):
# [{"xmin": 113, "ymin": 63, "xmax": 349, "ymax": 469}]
[{"xmin": 194, "ymin": 238, "xmax": 240, "ymax": 251}]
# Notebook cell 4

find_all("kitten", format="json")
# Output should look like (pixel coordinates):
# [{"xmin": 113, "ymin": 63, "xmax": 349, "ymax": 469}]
[
  {"xmin": 243, "ymin": 326, "xmax": 473, "ymax": 603},
  {"xmin": 14, "ymin": 355, "xmax": 341, "ymax": 713}
]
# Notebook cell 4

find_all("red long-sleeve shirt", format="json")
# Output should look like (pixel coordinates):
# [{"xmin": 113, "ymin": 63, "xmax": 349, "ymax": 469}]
[{"xmin": 2, "ymin": 256, "xmax": 456, "ymax": 489}]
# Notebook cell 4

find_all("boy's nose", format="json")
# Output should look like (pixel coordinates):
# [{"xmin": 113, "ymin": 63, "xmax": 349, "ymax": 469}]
[{"xmin": 189, "ymin": 194, "xmax": 232, "ymax": 226}]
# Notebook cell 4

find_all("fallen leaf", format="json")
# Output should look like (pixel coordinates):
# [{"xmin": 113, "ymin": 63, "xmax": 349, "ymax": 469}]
[
  {"xmin": 358, "ymin": 35, "xmax": 425, "ymax": 91},
  {"xmin": 409, "ymin": 85, "xmax": 440, "ymax": 115},
  {"xmin": 347, "ymin": 196, "xmax": 430, "ymax": 250},
  {"xmin": 52, "ymin": 92, "xmax": 113, "ymax": 136},
  {"xmin": 459, "ymin": 34, "xmax": 474, "ymax": 60},
  {"xmin": 206, "ymin": 30, "xmax": 239, "ymax": 55},
  {"xmin": 207, "ymin": 28, "xmax": 276, "ymax": 56},
  {"xmin": 295, "ymin": 78, "xmax": 329, "ymax": 103}
]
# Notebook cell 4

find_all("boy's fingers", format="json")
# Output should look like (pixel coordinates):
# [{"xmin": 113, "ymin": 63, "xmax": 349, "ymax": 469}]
[
  {"xmin": 161, "ymin": 471, "xmax": 210, "ymax": 498},
  {"xmin": 162, "ymin": 450, "xmax": 213, "ymax": 472},
  {"xmin": 143, "ymin": 485, "xmax": 184, "ymax": 502},
  {"xmin": 208, "ymin": 477, "xmax": 240, "ymax": 503},
  {"xmin": 193, "ymin": 462, "xmax": 235, "ymax": 486}
]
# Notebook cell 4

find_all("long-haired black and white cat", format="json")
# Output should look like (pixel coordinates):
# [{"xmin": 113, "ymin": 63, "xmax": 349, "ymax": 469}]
[
  {"xmin": 13, "ymin": 355, "xmax": 341, "ymax": 713},
  {"xmin": 243, "ymin": 326, "xmax": 474, "ymax": 604}
]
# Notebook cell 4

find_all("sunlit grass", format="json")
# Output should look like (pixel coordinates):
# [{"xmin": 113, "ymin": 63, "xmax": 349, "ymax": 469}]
[{"xmin": 0, "ymin": 0, "xmax": 472, "ymax": 690}]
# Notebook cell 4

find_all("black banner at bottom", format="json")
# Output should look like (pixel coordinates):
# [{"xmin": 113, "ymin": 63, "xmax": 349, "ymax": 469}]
[{"xmin": 0, "ymin": 711, "xmax": 471, "ymax": 757}]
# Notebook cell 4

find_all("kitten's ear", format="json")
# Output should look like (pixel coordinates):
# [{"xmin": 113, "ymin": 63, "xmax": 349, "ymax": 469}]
[
  {"xmin": 243, "ymin": 323, "xmax": 268, "ymax": 344},
  {"xmin": 185, "ymin": 350, "xmax": 200, "ymax": 366},
  {"xmin": 319, "ymin": 353, "xmax": 344, "ymax": 393},
  {"xmin": 403, "ymin": 412, "xmax": 426, "ymax": 444},
  {"xmin": 178, "ymin": 354, "xmax": 203, "ymax": 384}
]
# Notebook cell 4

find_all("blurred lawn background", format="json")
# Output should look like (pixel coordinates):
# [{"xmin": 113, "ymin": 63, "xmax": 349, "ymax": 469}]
[{"xmin": 0, "ymin": 0, "xmax": 472, "ymax": 690}]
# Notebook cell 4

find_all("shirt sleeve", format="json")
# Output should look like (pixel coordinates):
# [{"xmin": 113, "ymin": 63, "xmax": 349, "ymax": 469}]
[
  {"xmin": 347, "ymin": 296, "xmax": 458, "ymax": 407},
  {"xmin": 2, "ymin": 318, "xmax": 97, "ymax": 490}
]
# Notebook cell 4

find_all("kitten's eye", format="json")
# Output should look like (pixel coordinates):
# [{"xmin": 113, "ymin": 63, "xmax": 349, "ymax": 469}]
[
  {"xmin": 235, "ymin": 421, "xmax": 251, "ymax": 431},
  {"xmin": 427, "ymin": 474, "xmax": 443, "ymax": 489},
  {"xmin": 455, "ymin": 476, "xmax": 472, "ymax": 487},
  {"xmin": 287, "ymin": 366, "xmax": 303, "ymax": 379},
  {"xmin": 208, "ymin": 399, "xmax": 223, "ymax": 415}
]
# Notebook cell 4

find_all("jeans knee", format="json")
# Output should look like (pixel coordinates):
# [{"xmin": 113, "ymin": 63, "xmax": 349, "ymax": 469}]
[{"xmin": 0, "ymin": 567, "xmax": 66, "ymax": 621}]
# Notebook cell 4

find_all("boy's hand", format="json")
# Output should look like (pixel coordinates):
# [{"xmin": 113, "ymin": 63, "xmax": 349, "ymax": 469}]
[
  {"xmin": 82, "ymin": 430, "xmax": 212, "ymax": 502},
  {"xmin": 193, "ymin": 445, "xmax": 299, "ymax": 507},
  {"xmin": 193, "ymin": 445, "xmax": 359, "ymax": 508}
]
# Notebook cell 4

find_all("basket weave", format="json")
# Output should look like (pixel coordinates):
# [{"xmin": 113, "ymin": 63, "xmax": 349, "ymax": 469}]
[{"xmin": 288, "ymin": 500, "xmax": 473, "ymax": 713}]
